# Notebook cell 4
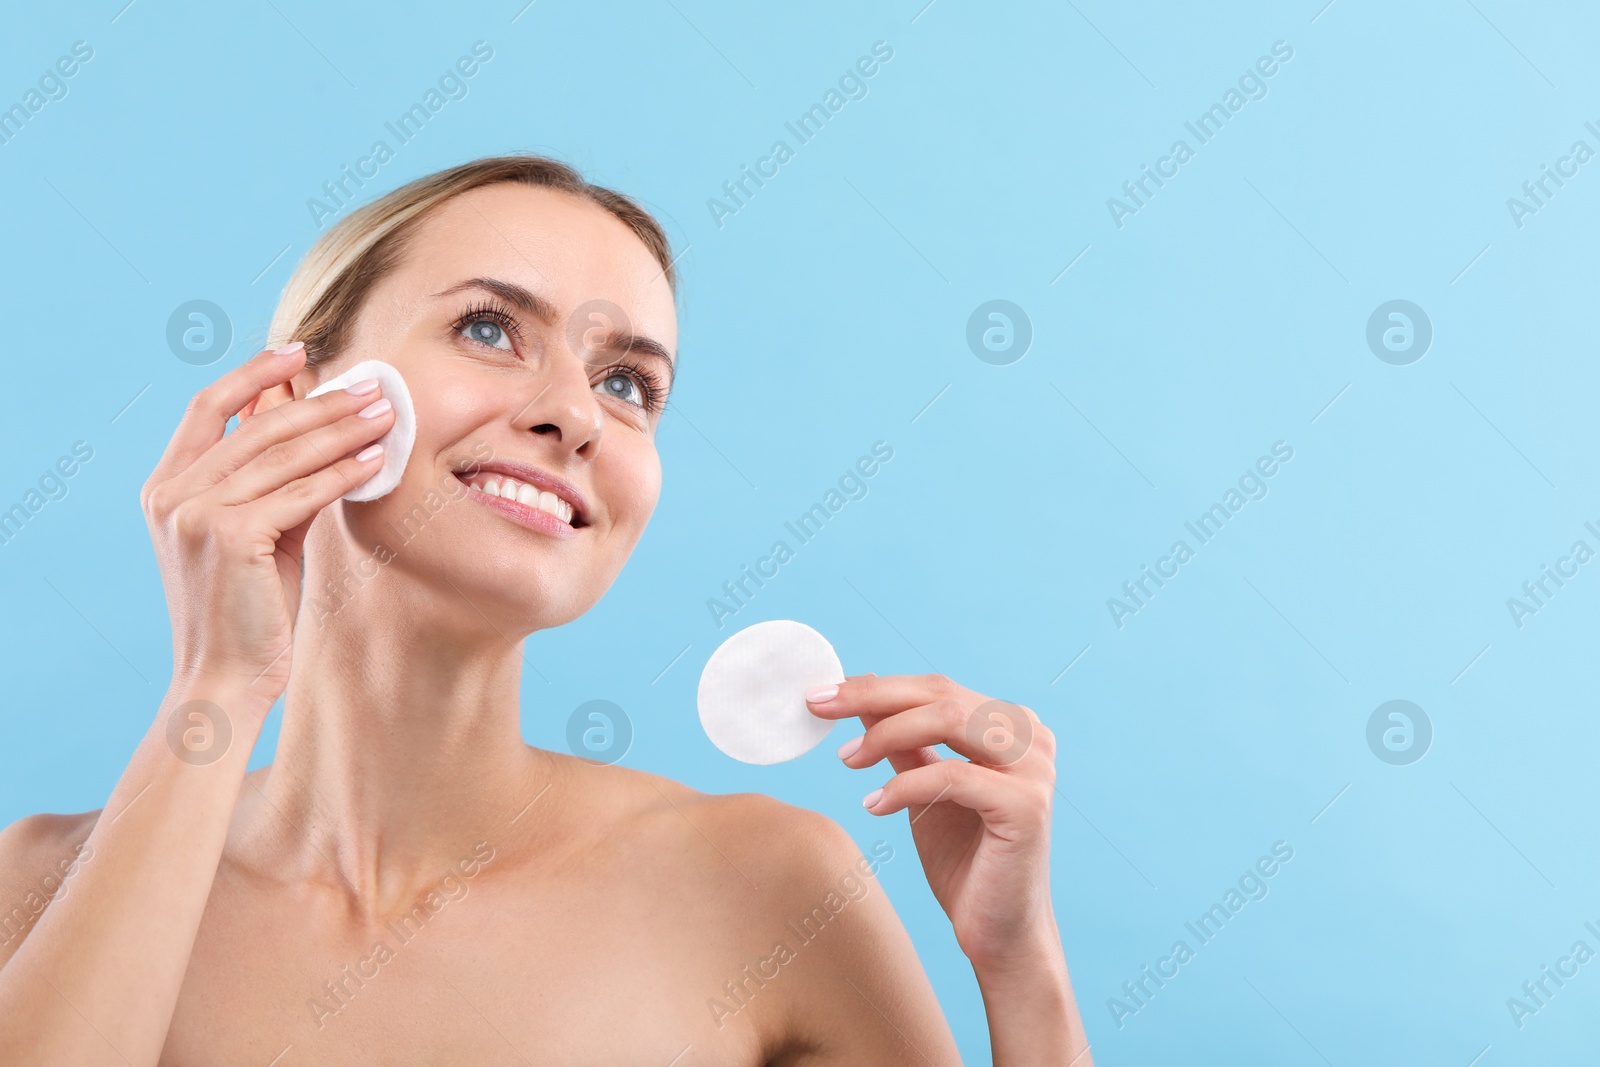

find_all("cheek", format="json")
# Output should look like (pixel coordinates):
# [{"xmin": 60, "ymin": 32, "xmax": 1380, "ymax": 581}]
[
  {"xmin": 417, "ymin": 374, "xmax": 499, "ymax": 444},
  {"xmin": 606, "ymin": 441, "xmax": 661, "ymax": 527}
]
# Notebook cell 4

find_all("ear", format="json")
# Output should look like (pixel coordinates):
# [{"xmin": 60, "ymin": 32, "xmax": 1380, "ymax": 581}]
[{"xmin": 240, "ymin": 366, "xmax": 321, "ymax": 420}]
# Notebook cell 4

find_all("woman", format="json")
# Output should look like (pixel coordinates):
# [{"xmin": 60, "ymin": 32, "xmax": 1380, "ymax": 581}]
[{"xmin": 0, "ymin": 156, "xmax": 1091, "ymax": 1065}]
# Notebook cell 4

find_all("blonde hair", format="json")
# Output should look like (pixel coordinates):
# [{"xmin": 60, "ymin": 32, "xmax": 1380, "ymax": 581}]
[{"xmin": 267, "ymin": 155, "xmax": 676, "ymax": 367}]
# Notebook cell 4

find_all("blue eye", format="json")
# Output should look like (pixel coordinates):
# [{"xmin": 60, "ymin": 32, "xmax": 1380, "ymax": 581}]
[
  {"xmin": 597, "ymin": 372, "xmax": 645, "ymax": 407},
  {"xmin": 460, "ymin": 317, "xmax": 513, "ymax": 351}
]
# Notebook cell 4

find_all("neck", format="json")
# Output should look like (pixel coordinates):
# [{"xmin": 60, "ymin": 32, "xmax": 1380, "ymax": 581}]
[{"xmin": 245, "ymin": 555, "xmax": 564, "ymax": 915}]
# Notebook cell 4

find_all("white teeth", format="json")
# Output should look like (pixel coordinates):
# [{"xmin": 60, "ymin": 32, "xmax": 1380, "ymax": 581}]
[{"xmin": 463, "ymin": 472, "xmax": 577, "ymax": 526}]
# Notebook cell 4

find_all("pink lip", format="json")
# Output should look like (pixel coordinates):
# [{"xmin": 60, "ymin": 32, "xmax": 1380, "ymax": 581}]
[
  {"xmin": 461, "ymin": 484, "xmax": 581, "ymax": 540},
  {"xmin": 453, "ymin": 460, "xmax": 590, "ymax": 525}
]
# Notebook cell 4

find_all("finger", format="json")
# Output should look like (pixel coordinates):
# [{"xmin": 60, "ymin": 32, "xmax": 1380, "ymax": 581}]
[
  {"xmin": 841, "ymin": 699, "xmax": 1037, "ymax": 771},
  {"xmin": 148, "ymin": 343, "xmax": 307, "ymax": 485},
  {"xmin": 182, "ymin": 376, "xmax": 388, "ymax": 497},
  {"xmin": 206, "ymin": 395, "xmax": 395, "ymax": 507},
  {"xmin": 864, "ymin": 759, "xmax": 1048, "ymax": 834},
  {"xmin": 805, "ymin": 672, "xmax": 971, "ymax": 720},
  {"xmin": 240, "ymin": 444, "xmax": 387, "ymax": 534}
]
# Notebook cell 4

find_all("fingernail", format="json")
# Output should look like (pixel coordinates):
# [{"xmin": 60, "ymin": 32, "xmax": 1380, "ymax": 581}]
[
  {"xmin": 273, "ymin": 341, "xmax": 305, "ymax": 356},
  {"xmin": 358, "ymin": 398, "xmax": 392, "ymax": 419},
  {"xmin": 355, "ymin": 444, "xmax": 384, "ymax": 462},
  {"xmin": 837, "ymin": 735, "xmax": 863, "ymax": 760},
  {"xmin": 862, "ymin": 788, "xmax": 883, "ymax": 811},
  {"xmin": 806, "ymin": 684, "xmax": 838, "ymax": 703},
  {"xmin": 345, "ymin": 377, "xmax": 380, "ymax": 396}
]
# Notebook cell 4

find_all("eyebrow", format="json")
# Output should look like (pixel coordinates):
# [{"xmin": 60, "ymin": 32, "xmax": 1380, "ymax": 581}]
[
  {"xmin": 433, "ymin": 276, "xmax": 676, "ymax": 391},
  {"xmin": 433, "ymin": 276, "xmax": 559, "ymax": 325}
]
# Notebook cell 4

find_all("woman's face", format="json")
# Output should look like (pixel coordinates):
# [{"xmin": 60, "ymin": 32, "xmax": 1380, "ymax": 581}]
[{"xmin": 297, "ymin": 183, "xmax": 677, "ymax": 634}]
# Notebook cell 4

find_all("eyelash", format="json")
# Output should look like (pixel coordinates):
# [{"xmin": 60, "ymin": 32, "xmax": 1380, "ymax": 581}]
[
  {"xmin": 603, "ymin": 359, "xmax": 667, "ymax": 413},
  {"xmin": 449, "ymin": 298, "xmax": 667, "ymax": 413},
  {"xmin": 450, "ymin": 298, "xmax": 523, "ymax": 347}
]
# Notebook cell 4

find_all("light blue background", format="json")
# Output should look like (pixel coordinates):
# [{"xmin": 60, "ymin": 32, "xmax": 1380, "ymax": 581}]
[{"xmin": 2, "ymin": 1, "xmax": 1596, "ymax": 1063}]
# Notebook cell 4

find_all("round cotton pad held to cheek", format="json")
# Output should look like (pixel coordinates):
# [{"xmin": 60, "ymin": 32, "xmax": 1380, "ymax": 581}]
[
  {"xmin": 306, "ymin": 359, "xmax": 416, "ymax": 502},
  {"xmin": 697, "ymin": 619, "xmax": 844, "ymax": 765}
]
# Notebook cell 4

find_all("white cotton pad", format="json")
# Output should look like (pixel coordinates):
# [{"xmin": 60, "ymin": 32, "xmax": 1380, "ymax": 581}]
[
  {"xmin": 697, "ymin": 619, "xmax": 844, "ymax": 765},
  {"xmin": 306, "ymin": 359, "xmax": 416, "ymax": 502}
]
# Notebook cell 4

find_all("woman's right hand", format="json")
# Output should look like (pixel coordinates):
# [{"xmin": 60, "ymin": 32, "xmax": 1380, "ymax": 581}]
[
  {"xmin": 0, "ymin": 343, "xmax": 393, "ymax": 1065},
  {"xmin": 140, "ymin": 342, "xmax": 394, "ymax": 703}
]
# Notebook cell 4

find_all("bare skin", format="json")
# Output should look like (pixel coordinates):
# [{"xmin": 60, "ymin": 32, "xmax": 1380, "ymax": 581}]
[{"xmin": 0, "ymin": 184, "xmax": 1091, "ymax": 1065}]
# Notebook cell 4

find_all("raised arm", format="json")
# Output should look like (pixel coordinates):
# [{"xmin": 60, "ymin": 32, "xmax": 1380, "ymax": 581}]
[
  {"xmin": 808, "ymin": 673, "xmax": 1093, "ymax": 1065},
  {"xmin": 0, "ymin": 342, "xmax": 393, "ymax": 1065}
]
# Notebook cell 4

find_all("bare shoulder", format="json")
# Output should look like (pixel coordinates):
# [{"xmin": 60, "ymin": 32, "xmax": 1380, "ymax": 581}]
[
  {"xmin": 680, "ymin": 789, "xmax": 918, "ymax": 984},
  {"xmin": 0, "ymin": 809, "xmax": 100, "ymax": 966},
  {"xmin": 614, "ymin": 765, "xmax": 876, "ymax": 889},
  {"xmin": 0, "ymin": 810, "xmax": 100, "ymax": 884},
  {"xmin": 598, "ymin": 766, "xmax": 957, "ymax": 1062},
  {"xmin": 676, "ymin": 788, "xmax": 913, "ymax": 962},
  {"xmin": 574, "ymin": 761, "xmax": 911, "ymax": 958}
]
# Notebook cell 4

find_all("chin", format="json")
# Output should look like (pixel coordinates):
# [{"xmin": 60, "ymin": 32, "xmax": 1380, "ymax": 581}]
[{"xmin": 440, "ymin": 557, "xmax": 608, "ymax": 634}]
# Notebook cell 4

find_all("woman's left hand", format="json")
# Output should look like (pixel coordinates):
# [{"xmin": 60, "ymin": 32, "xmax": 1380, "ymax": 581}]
[{"xmin": 806, "ymin": 672, "xmax": 1058, "ymax": 972}]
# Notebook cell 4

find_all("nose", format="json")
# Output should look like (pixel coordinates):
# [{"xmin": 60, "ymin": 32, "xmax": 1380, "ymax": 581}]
[{"xmin": 512, "ymin": 350, "xmax": 603, "ymax": 459}]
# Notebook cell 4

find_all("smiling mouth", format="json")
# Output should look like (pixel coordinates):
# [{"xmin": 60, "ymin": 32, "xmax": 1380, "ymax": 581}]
[{"xmin": 455, "ymin": 470, "xmax": 586, "ymax": 530}]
